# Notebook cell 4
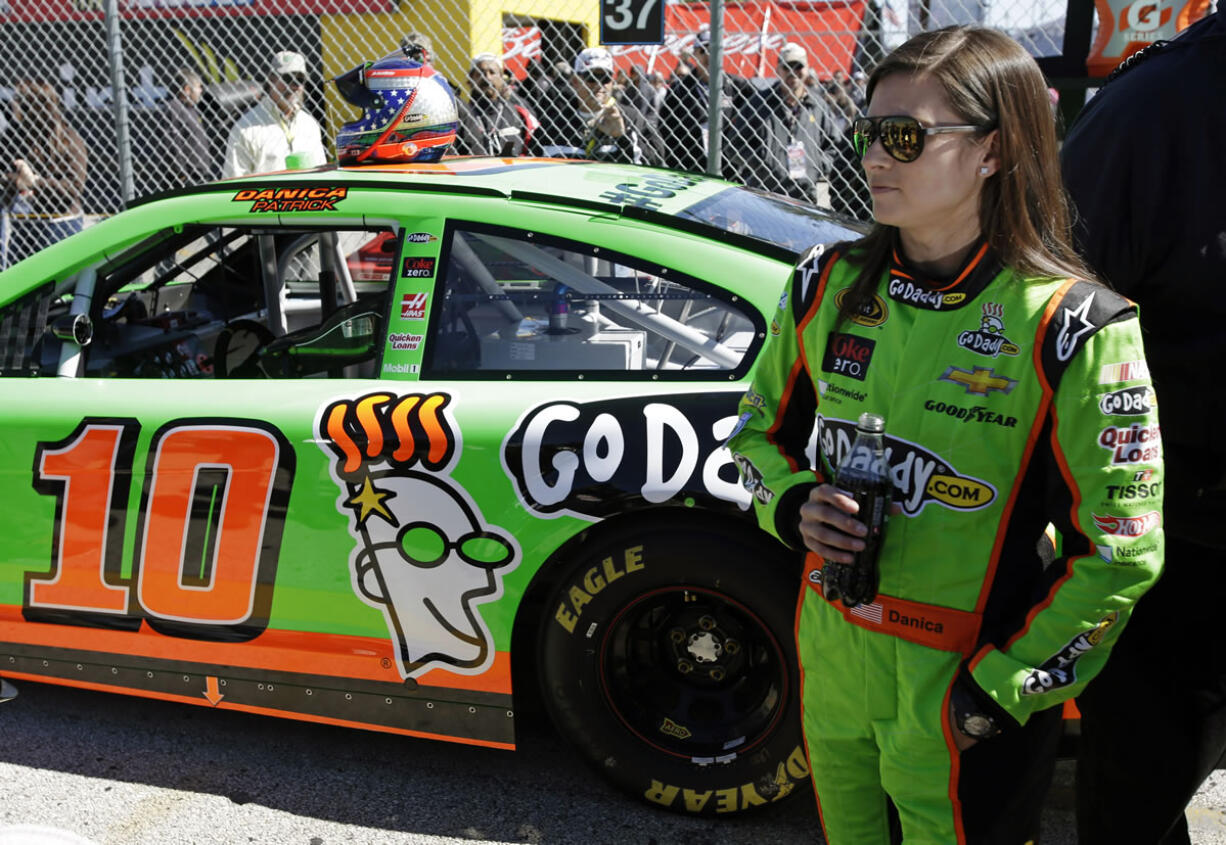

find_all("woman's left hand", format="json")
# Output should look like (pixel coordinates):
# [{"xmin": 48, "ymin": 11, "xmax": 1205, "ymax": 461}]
[{"xmin": 949, "ymin": 701, "xmax": 978, "ymax": 751}]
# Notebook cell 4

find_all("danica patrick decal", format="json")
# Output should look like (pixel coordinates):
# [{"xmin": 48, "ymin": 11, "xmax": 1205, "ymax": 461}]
[
  {"xmin": 315, "ymin": 391, "xmax": 520, "ymax": 679},
  {"xmin": 502, "ymin": 395, "xmax": 750, "ymax": 519},
  {"xmin": 232, "ymin": 186, "xmax": 348, "ymax": 212},
  {"xmin": 816, "ymin": 415, "xmax": 997, "ymax": 516}
]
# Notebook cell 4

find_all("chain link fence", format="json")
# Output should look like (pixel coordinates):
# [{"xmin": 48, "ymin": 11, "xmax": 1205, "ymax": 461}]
[{"xmin": 0, "ymin": 0, "xmax": 1135, "ymax": 266}]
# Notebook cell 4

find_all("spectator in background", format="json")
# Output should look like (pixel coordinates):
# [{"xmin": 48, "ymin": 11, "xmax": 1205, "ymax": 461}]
[
  {"xmin": 222, "ymin": 51, "xmax": 326, "ymax": 178},
  {"xmin": 1061, "ymin": 7, "xmax": 1226, "ymax": 843},
  {"xmin": 455, "ymin": 52, "xmax": 540, "ymax": 157},
  {"xmin": 733, "ymin": 42, "xmax": 837, "ymax": 205},
  {"xmin": 823, "ymin": 69, "xmax": 859, "ymax": 134},
  {"xmin": 535, "ymin": 47, "xmax": 662, "ymax": 166},
  {"xmin": 1, "ymin": 80, "xmax": 87, "ymax": 266},
  {"xmin": 622, "ymin": 65, "xmax": 661, "ymax": 127},
  {"xmin": 658, "ymin": 27, "xmax": 738, "ymax": 178},
  {"xmin": 158, "ymin": 68, "xmax": 213, "ymax": 190}
]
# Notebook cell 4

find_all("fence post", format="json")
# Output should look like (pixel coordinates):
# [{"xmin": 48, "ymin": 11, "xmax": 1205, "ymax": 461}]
[
  {"xmin": 103, "ymin": 0, "xmax": 135, "ymax": 205},
  {"xmin": 705, "ymin": 0, "xmax": 724, "ymax": 177}
]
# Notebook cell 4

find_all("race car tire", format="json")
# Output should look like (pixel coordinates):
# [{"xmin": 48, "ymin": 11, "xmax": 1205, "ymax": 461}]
[{"xmin": 537, "ymin": 525, "xmax": 810, "ymax": 816}]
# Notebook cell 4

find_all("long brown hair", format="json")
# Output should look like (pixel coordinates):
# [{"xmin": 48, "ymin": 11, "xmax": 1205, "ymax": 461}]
[{"xmin": 838, "ymin": 27, "xmax": 1097, "ymax": 321}]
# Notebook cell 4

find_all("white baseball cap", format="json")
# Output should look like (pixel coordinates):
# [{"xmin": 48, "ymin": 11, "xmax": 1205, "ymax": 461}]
[
  {"xmin": 778, "ymin": 43, "xmax": 808, "ymax": 68},
  {"xmin": 270, "ymin": 50, "xmax": 307, "ymax": 77},
  {"xmin": 574, "ymin": 46, "xmax": 614, "ymax": 76},
  {"xmin": 471, "ymin": 52, "xmax": 501, "ymax": 70}
]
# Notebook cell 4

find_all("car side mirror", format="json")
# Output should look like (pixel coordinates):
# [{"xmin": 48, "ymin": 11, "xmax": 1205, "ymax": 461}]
[{"xmin": 50, "ymin": 313, "xmax": 93, "ymax": 347}]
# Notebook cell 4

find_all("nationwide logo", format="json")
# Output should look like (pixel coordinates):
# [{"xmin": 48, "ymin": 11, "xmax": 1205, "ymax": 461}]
[
  {"xmin": 1099, "ymin": 359, "xmax": 1150, "ymax": 385},
  {"xmin": 1022, "ymin": 612, "xmax": 1117, "ymax": 696},
  {"xmin": 957, "ymin": 302, "xmax": 1020, "ymax": 358},
  {"xmin": 1099, "ymin": 542, "xmax": 1158, "ymax": 565},
  {"xmin": 1098, "ymin": 385, "xmax": 1157, "ymax": 416},
  {"xmin": 232, "ymin": 186, "xmax": 348, "ymax": 213},
  {"xmin": 822, "ymin": 333, "xmax": 875, "ymax": 381},
  {"xmin": 400, "ymin": 292, "xmax": 429, "ymax": 320},
  {"xmin": 817, "ymin": 380, "xmax": 868, "ymax": 404},
  {"xmin": 833, "ymin": 288, "xmax": 889, "ymax": 327},
  {"xmin": 887, "ymin": 277, "xmax": 967, "ymax": 310},
  {"xmin": 1092, "ymin": 511, "xmax": 1161, "ymax": 538},
  {"xmin": 1098, "ymin": 422, "xmax": 1162, "ymax": 465},
  {"xmin": 402, "ymin": 256, "xmax": 437, "ymax": 278},
  {"xmin": 939, "ymin": 365, "xmax": 1018, "ymax": 396},
  {"xmin": 816, "ymin": 415, "xmax": 997, "ymax": 516}
]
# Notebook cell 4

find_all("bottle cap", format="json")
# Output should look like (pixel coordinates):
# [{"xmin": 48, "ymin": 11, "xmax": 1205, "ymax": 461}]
[{"xmin": 856, "ymin": 412, "xmax": 884, "ymax": 433}]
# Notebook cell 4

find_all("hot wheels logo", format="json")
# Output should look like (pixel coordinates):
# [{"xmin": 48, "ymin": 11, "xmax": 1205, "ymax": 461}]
[
  {"xmin": 816, "ymin": 415, "xmax": 997, "ymax": 517},
  {"xmin": 1092, "ymin": 511, "xmax": 1160, "ymax": 538}
]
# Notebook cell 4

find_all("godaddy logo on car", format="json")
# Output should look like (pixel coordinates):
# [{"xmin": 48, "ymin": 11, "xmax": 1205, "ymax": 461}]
[{"xmin": 816, "ymin": 415, "xmax": 997, "ymax": 516}]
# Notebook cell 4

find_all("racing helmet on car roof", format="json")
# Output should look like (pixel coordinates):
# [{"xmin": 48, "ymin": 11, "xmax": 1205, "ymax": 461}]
[{"xmin": 334, "ymin": 54, "xmax": 458, "ymax": 164}]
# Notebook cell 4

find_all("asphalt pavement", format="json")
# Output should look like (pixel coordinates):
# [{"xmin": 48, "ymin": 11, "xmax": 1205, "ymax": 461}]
[{"xmin": 0, "ymin": 680, "xmax": 1223, "ymax": 844}]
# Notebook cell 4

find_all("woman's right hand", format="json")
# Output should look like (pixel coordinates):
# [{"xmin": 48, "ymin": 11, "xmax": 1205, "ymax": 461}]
[{"xmin": 797, "ymin": 483, "xmax": 867, "ymax": 561}]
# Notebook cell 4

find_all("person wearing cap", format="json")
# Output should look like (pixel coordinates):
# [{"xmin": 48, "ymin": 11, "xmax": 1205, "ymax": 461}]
[
  {"xmin": 154, "ymin": 68, "xmax": 214, "ymax": 191},
  {"xmin": 657, "ymin": 26, "xmax": 745, "ymax": 177},
  {"xmin": 535, "ymin": 46, "xmax": 662, "ymax": 166},
  {"xmin": 731, "ymin": 42, "xmax": 838, "ymax": 205},
  {"xmin": 454, "ymin": 52, "xmax": 540, "ymax": 157},
  {"xmin": 221, "ymin": 50, "xmax": 326, "ymax": 178}
]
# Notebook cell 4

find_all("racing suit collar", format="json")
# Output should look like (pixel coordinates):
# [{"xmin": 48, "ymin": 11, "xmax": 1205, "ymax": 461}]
[{"xmin": 886, "ymin": 233, "xmax": 1002, "ymax": 311}]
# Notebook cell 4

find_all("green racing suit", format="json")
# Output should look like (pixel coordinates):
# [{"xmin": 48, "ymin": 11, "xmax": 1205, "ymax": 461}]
[{"xmin": 728, "ymin": 239, "xmax": 1163, "ymax": 843}]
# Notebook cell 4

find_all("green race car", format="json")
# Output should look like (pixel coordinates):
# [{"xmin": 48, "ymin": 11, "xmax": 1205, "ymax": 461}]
[{"xmin": 0, "ymin": 157, "xmax": 861, "ymax": 815}]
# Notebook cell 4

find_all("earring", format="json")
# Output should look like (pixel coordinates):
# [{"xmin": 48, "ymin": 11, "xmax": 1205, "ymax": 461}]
[{"xmin": 979, "ymin": 166, "xmax": 991, "ymax": 176}]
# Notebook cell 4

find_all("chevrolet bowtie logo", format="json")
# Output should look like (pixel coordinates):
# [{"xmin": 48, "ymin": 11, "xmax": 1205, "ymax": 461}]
[{"xmin": 940, "ymin": 365, "xmax": 1018, "ymax": 396}]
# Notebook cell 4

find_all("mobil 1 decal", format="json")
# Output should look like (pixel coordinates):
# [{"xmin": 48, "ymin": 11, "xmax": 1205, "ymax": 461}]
[
  {"xmin": 502, "ymin": 394, "xmax": 751, "ymax": 519},
  {"xmin": 816, "ymin": 415, "xmax": 997, "ymax": 516},
  {"xmin": 315, "ymin": 391, "xmax": 521, "ymax": 679}
]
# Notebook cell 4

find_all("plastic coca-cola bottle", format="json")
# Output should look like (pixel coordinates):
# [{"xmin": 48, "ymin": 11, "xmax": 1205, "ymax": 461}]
[{"xmin": 825, "ymin": 412, "xmax": 891, "ymax": 608}]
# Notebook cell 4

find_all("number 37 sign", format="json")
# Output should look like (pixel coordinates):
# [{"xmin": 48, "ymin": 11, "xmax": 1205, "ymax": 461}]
[{"xmin": 600, "ymin": 0, "xmax": 665, "ymax": 45}]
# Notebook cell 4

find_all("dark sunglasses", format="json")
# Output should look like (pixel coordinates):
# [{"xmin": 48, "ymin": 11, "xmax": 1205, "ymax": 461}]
[
  {"xmin": 779, "ymin": 61, "xmax": 806, "ymax": 73},
  {"xmin": 279, "ymin": 73, "xmax": 307, "ymax": 87},
  {"xmin": 579, "ymin": 70, "xmax": 612, "ymax": 84},
  {"xmin": 852, "ymin": 114, "xmax": 989, "ymax": 163}
]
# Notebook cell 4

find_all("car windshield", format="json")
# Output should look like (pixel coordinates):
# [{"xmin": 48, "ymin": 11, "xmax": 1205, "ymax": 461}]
[{"xmin": 676, "ymin": 187, "xmax": 864, "ymax": 254}]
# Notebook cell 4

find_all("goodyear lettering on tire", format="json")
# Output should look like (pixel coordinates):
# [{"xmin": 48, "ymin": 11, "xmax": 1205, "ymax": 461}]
[
  {"xmin": 554, "ymin": 545, "xmax": 645, "ymax": 633},
  {"xmin": 643, "ymin": 744, "xmax": 810, "ymax": 813}
]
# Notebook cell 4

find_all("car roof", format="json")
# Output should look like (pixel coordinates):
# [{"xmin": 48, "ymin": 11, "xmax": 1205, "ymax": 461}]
[{"xmin": 137, "ymin": 157, "xmax": 736, "ymax": 215}]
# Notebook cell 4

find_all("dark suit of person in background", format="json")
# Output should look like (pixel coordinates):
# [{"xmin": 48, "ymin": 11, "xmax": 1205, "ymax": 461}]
[{"xmin": 1061, "ymin": 8, "xmax": 1226, "ymax": 844}]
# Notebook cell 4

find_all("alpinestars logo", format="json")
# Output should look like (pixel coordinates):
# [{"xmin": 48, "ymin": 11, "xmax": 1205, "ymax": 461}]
[
  {"xmin": 1021, "ymin": 612, "xmax": 1118, "ymax": 696},
  {"xmin": 816, "ymin": 415, "xmax": 997, "ymax": 516}
]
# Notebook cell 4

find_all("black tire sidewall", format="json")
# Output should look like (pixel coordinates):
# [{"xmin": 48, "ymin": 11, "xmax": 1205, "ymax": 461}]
[{"xmin": 538, "ymin": 525, "xmax": 810, "ymax": 816}]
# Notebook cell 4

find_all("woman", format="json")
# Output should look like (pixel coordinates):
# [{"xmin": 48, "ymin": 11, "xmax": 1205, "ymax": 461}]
[
  {"xmin": 4, "ymin": 80, "xmax": 87, "ymax": 265},
  {"xmin": 728, "ymin": 27, "xmax": 1163, "ymax": 843}
]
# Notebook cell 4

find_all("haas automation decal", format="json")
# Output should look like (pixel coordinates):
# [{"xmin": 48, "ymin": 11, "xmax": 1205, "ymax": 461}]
[{"xmin": 316, "ymin": 392, "xmax": 520, "ymax": 679}]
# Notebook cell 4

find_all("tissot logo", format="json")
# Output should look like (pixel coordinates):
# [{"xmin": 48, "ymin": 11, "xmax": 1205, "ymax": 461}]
[{"xmin": 822, "ymin": 333, "xmax": 875, "ymax": 381}]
